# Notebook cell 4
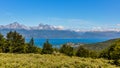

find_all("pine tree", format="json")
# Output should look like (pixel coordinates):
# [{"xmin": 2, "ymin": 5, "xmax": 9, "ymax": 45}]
[
  {"xmin": 28, "ymin": 37, "xmax": 35, "ymax": 53},
  {"xmin": 29, "ymin": 37, "xmax": 34, "ymax": 46},
  {"xmin": 0, "ymin": 33, "xmax": 6, "ymax": 52},
  {"xmin": 42, "ymin": 39, "xmax": 53, "ymax": 54},
  {"xmin": 27, "ymin": 37, "xmax": 42, "ymax": 53},
  {"xmin": 6, "ymin": 31, "xmax": 25, "ymax": 53}
]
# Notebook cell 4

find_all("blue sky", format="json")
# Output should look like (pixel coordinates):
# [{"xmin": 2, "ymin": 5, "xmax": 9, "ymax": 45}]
[{"xmin": 0, "ymin": 0, "xmax": 120, "ymax": 31}]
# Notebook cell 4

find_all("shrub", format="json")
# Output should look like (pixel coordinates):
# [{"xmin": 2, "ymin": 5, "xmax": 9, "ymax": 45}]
[
  {"xmin": 76, "ymin": 46, "xmax": 97, "ymax": 58},
  {"xmin": 113, "ymin": 59, "xmax": 120, "ymax": 66},
  {"xmin": 60, "ymin": 44, "xmax": 75, "ymax": 56}
]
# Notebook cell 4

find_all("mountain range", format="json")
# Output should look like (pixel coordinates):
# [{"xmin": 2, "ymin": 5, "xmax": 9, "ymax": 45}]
[
  {"xmin": 0, "ymin": 22, "xmax": 64, "ymax": 30},
  {"xmin": 0, "ymin": 22, "xmax": 120, "ymax": 39}
]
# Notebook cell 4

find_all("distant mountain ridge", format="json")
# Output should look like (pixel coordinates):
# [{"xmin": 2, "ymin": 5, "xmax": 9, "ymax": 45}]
[
  {"xmin": 0, "ymin": 22, "xmax": 29, "ymax": 30},
  {"xmin": 0, "ymin": 22, "xmax": 79, "ymax": 38},
  {"xmin": 0, "ymin": 22, "xmax": 64, "ymax": 30},
  {"xmin": 0, "ymin": 22, "xmax": 120, "ymax": 39}
]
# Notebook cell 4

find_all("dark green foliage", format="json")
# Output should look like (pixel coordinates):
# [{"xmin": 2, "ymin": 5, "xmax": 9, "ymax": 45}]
[
  {"xmin": 60, "ymin": 44, "xmax": 74, "ymax": 56},
  {"xmin": 76, "ymin": 46, "xmax": 89, "ymax": 57},
  {"xmin": 99, "ymin": 39, "xmax": 120, "ymax": 60},
  {"xmin": 0, "ymin": 33, "xmax": 6, "ymax": 52},
  {"xmin": 83, "ymin": 38, "xmax": 120, "ymax": 51},
  {"xmin": 28, "ymin": 44, "xmax": 42, "ymax": 53},
  {"xmin": 99, "ymin": 39, "xmax": 120, "ymax": 66},
  {"xmin": 76, "ymin": 46, "xmax": 97, "ymax": 58},
  {"xmin": 0, "ymin": 31, "xmax": 41, "ymax": 53},
  {"xmin": 29, "ymin": 37, "xmax": 34, "ymax": 46},
  {"xmin": 113, "ymin": 60, "xmax": 120, "ymax": 66},
  {"xmin": 42, "ymin": 40, "xmax": 53, "ymax": 54},
  {"xmin": 27, "ymin": 38, "xmax": 42, "ymax": 53},
  {"xmin": 53, "ymin": 48, "xmax": 59, "ymax": 52},
  {"xmin": 88, "ymin": 50, "xmax": 98, "ymax": 58},
  {"xmin": 28, "ymin": 38, "xmax": 36, "ymax": 53},
  {"xmin": 99, "ymin": 48, "xmax": 110, "ymax": 59},
  {"xmin": 6, "ymin": 31, "xmax": 25, "ymax": 53}
]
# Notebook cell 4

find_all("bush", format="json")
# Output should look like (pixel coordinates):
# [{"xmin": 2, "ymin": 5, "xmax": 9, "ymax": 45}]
[
  {"xmin": 60, "ymin": 44, "xmax": 75, "ymax": 56},
  {"xmin": 113, "ymin": 60, "xmax": 120, "ymax": 66},
  {"xmin": 76, "ymin": 46, "xmax": 97, "ymax": 58},
  {"xmin": 99, "ymin": 39, "xmax": 120, "ymax": 66}
]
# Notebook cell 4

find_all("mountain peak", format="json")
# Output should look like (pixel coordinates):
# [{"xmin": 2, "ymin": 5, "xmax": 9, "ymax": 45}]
[
  {"xmin": 12, "ymin": 22, "xmax": 19, "ymax": 24},
  {"xmin": 0, "ymin": 22, "xmax": 65, "ymax": 30},
  {"xmin": 0, "ymin": 22, "xmax": 30, "ymax": 30},
  {"xmin": 9, "ymin": 22, "xmax": 21, "ymax": 26}
]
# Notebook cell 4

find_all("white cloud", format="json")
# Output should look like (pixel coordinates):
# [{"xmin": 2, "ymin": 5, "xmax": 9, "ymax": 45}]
[
  {"xmin": 91, "ymin": 27, "xmax": 103, "ymax": 31},
  {"xmin": 39, "ymin": 17, "xmax": 120, "ymax": 32},
  {"xmin": 90, "ymin": 26, "xmax": 120, "ymax": 32},
  {"xmin": 117, "ymin": 24, "xmax": 120, "ymax": 26}
]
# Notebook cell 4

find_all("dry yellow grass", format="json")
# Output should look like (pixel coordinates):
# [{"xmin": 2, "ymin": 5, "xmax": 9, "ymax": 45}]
[{"xmin": 0, "ymin": 53, "xmax": 118, "ymax": 68}]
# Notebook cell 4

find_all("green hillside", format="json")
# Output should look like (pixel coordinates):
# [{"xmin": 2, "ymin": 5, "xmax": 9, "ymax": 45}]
[
  {"xmin": 0, "ymin": 53, "xmax": 118, "ymax": 68},
  {"xmin": 83, "ymin": 38, "xmax": 120, "ymax": 50}
]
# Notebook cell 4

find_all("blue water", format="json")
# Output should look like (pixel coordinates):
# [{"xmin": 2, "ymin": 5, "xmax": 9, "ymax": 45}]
[{"xmin": 25, "ymin": 38, "xmax": 108, "ymax": 48}]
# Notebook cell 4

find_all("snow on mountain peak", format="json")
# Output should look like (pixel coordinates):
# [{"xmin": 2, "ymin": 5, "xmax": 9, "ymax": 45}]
[
  {"xmin": 0, "ymin": 22, "xmax": 65, "ymax": 30},
  {"xmin": 0, "ymin": 22, "xmax": 30, "ymax": 30}
]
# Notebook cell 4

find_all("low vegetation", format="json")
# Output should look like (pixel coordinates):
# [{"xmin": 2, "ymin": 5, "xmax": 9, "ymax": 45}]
[{"xmin": 0, "ymin": 53, "xmax": 118, "ymax": 68}]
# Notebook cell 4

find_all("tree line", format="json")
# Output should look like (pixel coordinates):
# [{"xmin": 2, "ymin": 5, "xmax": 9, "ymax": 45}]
[
  {"xmin": 0, "ymin": 31, "xmax": 41, "ymax": 53},
  {"xmin": 0, "ymin": 31, "xmax": 120, "ymax": 66}
]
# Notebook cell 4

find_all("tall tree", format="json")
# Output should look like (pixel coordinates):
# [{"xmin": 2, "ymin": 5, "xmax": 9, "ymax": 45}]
[
  {"xmin": 0, "ymin": 33, "xmax": 6, "ymax": 52},
  {"xmin": 28, "ymin": 37, "xmax": 35, "ymax": 53},
  {"xmin": 42, "ymin": 39, "xmax": 53, "ymax": 54},
  {"xmin": 29, "ymin": 37, "xmax": 34, "ymax": 46},
  {"xmin": 6, "ymin": 31, "xmax": 25, "ymax": 53}
]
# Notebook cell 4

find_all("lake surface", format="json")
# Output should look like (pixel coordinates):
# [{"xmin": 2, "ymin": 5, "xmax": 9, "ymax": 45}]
[{"xmin": 25, "ymin": 38, "xmax": 109, "ymax": 48}]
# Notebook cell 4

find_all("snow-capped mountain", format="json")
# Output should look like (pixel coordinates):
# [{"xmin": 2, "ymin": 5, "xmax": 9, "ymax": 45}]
[
  {"xmin": 1, "ymin": 22, "xmax": 120, "ymax": 39},
  {"xmin": 0, "ymin": 22, "xmax": 80, "ymax": 38},
  {"xmin": 30, "ymin": 23, "xmax": 64, "ymax": 30},
  {"xmin": 0, "ymin": 22, "xmax": 64, "ymax": 30},
  {"xmin": 0, "ymin": 22, "xmax": 30, "ymax": 30}
]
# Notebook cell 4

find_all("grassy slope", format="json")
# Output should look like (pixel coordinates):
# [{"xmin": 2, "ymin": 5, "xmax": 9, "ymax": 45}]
[
  {"xmin": 83, "ymin": 38, "xmax": 120, "ymax": 51},
  {"xmin": 0, "ymin": 53, "xmax": 118, "ymax": 68}
]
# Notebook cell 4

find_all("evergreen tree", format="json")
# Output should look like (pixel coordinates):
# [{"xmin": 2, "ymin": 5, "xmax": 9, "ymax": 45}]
[
  {"xmin": 28, "ymin": 37, "xmax": 34, "ymax": 53},
  {"xmin": 0, "ymin": 33, "xmax": 6, "ymax": 52},
  {"xmin": 27, "ymin": 37, "xmax": 41, "ymax": 53},
  {"xmin": 42, "ymin": 40, "xmax": 53, "ymax": 54},
  {"xmin": 6, "ymin": 31, "xmax": 25, "ymax": 53},
  {"xmin": 29, "ymin": 37, "xmax": 34, "ymax": 46},
  {"xmin": 0, "ymin": 31, "xmax": 42, "ymax": 53}
]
